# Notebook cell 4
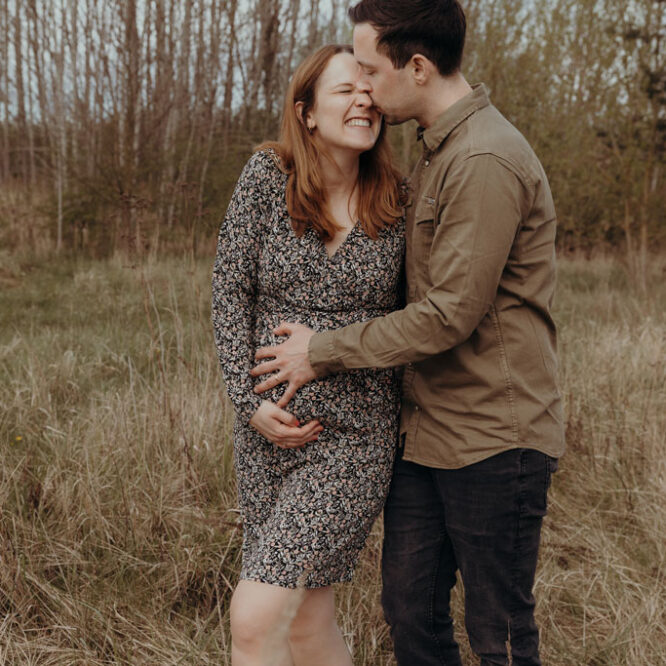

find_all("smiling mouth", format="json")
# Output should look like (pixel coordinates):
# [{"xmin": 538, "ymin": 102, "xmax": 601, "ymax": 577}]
[{"xmin": 345, "ymin": 118, "xmax": 372, "ymax": 127}]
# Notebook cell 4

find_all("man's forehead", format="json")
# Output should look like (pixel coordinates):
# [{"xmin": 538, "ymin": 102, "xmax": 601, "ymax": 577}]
[
  {"xmin": 353, "ymin": 23, "xmax": 384, "ymax": 64},
  {"xmin": 353, "ymin": 22, "xmax": 380, "ymax": 44}
]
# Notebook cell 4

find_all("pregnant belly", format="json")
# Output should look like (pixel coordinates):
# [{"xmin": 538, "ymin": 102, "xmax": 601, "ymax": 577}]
[{"xmin": 252, "ymin": 307, "xmax": 400, "ymax": 432}]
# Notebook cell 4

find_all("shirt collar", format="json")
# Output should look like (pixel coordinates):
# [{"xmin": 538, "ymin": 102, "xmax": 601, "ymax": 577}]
[{"xmin": 418, "ymin": 83, "xmax": 490, "ymax": 153}]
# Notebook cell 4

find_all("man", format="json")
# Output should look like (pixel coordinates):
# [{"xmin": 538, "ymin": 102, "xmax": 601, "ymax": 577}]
[{"xmin": 251, "ymin": 1, "xmax": 565, "ymax": 664}]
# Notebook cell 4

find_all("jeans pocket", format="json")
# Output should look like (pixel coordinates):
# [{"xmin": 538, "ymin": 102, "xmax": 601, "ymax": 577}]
[{"xmin": 519, "ymin": 449, "xmax": 552, "ymax": 516}]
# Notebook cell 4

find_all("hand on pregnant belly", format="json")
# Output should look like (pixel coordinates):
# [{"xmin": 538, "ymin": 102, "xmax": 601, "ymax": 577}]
[
  {"xmin": 249, "ymin": 400, "xmax": 323, "ymax": 449},
  {"xmin": 251, "ymin": 322, "xmax": 316, "ymax": 406}
]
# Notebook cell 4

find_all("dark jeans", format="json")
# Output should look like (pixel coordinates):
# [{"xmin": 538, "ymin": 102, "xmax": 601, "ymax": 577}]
[{"xmin": 381, "ymin": 447, "xmax": 558, "ymax": 666}]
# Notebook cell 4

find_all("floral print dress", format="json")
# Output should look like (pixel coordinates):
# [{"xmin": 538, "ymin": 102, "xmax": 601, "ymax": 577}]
[{"xmin": 212, "ymin": 150, "xmax": 405, "ymax": 588}]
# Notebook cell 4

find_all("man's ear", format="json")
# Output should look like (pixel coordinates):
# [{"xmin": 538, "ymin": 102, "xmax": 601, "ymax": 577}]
[{"xmin": 409, "ymin": 54, "xmax": 434, "ymax": 86}]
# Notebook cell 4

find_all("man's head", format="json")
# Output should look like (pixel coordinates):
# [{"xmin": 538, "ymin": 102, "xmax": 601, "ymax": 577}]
[{"xmin": 349, "ymin": 0, "xmax": 467, "ymax": 124}]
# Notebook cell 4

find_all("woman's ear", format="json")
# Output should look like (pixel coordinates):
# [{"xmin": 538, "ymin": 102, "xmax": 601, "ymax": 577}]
[{"xmin": 295, "ymin": 101, "xmax": 315, "ymax": 133}]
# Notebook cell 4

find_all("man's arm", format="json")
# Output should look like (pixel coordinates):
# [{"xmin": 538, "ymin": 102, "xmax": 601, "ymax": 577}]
[{"xmin": 253, "ymin": 154, "xmax": 527, "ymax": 406}]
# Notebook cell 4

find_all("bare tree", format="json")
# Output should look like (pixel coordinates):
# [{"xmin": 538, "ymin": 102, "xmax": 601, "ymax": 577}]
[
  {"xmin": 222, "ymin": 0, "xmax": 238, "ymax": 157},
  {"xmin": 259, "ymin": 0, "xmax": 281, "ymax": 137},
  {"xmin": 12, "ymin": 0, "xmax": 27, "ymax": 186},
  {"xmin": 1, "ymin": 0, "xmax": 10, "ymax": 182}
]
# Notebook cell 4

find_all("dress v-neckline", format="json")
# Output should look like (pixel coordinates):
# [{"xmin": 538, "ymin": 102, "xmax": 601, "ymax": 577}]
[{"xmin": 322, "ymin": 222, "xmax": 359, "ymax": 261}]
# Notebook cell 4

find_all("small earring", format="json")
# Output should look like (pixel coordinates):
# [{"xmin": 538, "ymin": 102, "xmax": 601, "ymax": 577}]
[{"xmin": 307, "ymin": 125, "xmax": 315, "ymax": 134}]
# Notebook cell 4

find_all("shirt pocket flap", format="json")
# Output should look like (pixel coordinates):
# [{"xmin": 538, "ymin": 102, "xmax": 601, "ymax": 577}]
[{"xmin": 415, "ymin": 196, "xmax": 436, "ymax": 225}]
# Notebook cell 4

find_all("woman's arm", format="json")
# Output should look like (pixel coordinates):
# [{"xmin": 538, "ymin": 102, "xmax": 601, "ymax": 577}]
[
  {"xmin": 211, "ymin": 151, "xmax": 322, "ymax": 446},
  {"xmin": 211, "ymin": 151, "xmax": 273, "ymax": 424}
]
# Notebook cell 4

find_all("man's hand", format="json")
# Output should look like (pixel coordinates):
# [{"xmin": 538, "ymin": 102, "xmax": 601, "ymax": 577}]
[
  {"xmin": 251, "ymin": 322, "xmax": 317, "ymax": 407},
  {"xmin": 249, "ymin": 400, "xmax": 322, "ymax": 449}
]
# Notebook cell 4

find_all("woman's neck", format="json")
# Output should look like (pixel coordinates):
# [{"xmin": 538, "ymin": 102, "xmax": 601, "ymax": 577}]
[{"xmin": 319, "ymin": 149, "xmax": 360, "ymax": 198}]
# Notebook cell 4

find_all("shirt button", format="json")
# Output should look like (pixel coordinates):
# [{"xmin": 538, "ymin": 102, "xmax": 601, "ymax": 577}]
[
  {"xmin": 424, "ymin": 160, "xmax": 430, "ymax": 166},
  {"xmin": 414, "ymin": 406, "xmax": 420, "ymax": 412}
]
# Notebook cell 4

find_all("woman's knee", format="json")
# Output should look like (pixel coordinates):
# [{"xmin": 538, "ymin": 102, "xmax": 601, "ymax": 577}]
[
  {"xmin": 288, "ymin": 587, "xmax": 336, "ymax": 644},
  {"xmin": 230, "ymin": 581, "xmax": 295, "ymax": 651}
]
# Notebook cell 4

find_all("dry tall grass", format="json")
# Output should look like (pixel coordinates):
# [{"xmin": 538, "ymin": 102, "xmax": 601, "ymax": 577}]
[{"xmin": 0, "ymin": 252, "xmax": 664, "ymax": 665}]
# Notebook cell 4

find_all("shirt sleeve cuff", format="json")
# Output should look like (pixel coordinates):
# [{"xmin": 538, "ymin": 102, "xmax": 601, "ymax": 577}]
[{"xmin": 308, "ymin": 330, "xmax": 346, "ymax": 377}]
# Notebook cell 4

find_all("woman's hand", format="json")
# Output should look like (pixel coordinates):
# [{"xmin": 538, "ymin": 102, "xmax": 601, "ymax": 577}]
[{"xmin": 249, "ymin": 400, "xmax": 322, "ymax": 449}]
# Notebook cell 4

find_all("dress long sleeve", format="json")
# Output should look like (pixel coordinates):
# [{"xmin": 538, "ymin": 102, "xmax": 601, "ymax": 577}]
[{"xmin": 212, "ymin": 151, "xmax": 274, "ymax": 424}]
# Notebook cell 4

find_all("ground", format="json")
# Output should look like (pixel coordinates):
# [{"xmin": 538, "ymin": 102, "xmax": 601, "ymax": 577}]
[{"xmin": 0, "ymin": 254, "xmax": 664, "ymax": 665}]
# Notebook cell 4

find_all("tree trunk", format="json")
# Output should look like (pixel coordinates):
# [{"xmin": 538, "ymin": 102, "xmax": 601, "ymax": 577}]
[
  {"xmin": 53, "ymin": 41, "xmax": 66, "ymax": 252},
  {"xmin": 122, "ymin": 0, "xmax": 141, "ymax": 255},
  {"xmin": 284, "ymin": 0, "xmax": 301, "ymax": 91},
  {"xmin": 84, "ymin": 0, "xmax": 95, "ymax": 179},
  {"xmin": 25, "ymin": 12, "xmax": 36, "ymax": 196},
  {"xmin": 222, "ymin": 0, "xmax": 237, "ymax": 157},
  {"xmin": 1, "ymin": 0, "xmax": 10, "ymax": 182},
  {"xmin": 68, "ymin": 0, "xmax": 80, "ymax": 186},
  {"xmin": 13, "ymin": 0, "xmax": 27, "ymax": 186},
  {"xmin": 260, "ymin": 0, "xmax": 281, "ymax": 137},
  {"xmin": 307, "ymin": 0, "xmax": 320, "ymax": 50}
]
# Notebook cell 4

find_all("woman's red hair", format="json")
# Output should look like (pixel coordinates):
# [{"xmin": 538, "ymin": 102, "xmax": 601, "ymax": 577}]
[{"xmin": 260, "ymin": 44, "xmax": 403, "ymax": 241}]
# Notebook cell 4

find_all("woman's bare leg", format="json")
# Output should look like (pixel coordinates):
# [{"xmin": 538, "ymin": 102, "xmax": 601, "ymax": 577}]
[
  {"xmin": 289, "ymin": 587, "xmax": 353, "ymax": 666},
  {"xmin": 230, "ymin": 580, "xmax": 352, "ymax": 666},
  {"xmin": 230, "ymin": 579, "xmax": 301, "ymax": 666}
]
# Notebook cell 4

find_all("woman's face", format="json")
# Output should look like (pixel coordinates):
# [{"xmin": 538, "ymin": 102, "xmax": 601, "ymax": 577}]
[{"xmin": 305, "ymin": 52, "xmax": 381, "ymax": 155}]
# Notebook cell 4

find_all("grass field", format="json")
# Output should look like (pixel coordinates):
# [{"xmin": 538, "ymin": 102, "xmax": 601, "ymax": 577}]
[{"xmin": 0, "ymin": 252, "xmax": 664, "ymax": 665}]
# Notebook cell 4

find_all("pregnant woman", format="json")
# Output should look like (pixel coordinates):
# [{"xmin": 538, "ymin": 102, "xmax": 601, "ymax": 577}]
[{"xmin": 212, "ymin": 45, "xmax": 405, "ymax": 665}]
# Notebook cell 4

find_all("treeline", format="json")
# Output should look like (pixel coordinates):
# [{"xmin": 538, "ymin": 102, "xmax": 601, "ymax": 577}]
[
  {"xmin": 0, "ymin": 0, "xmax": 349, "ymax": 257},
  {"xmin": 462, "ymin": 0, "xmax": 665, "ymax": 288},
  {"xmin": 0, "ymin": 1, "xmax": 664, "ymax": 279}
]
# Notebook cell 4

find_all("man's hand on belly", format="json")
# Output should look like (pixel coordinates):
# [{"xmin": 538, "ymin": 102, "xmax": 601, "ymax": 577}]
[{"xmin": 251, "ymin": 322, "xmax": 316, "ymax": 407}]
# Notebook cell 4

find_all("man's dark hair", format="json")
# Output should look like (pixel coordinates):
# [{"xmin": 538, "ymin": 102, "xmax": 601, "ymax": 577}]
[{"xmin": 348, "ymin": 0, "xmax": 466, "ymax": 76}]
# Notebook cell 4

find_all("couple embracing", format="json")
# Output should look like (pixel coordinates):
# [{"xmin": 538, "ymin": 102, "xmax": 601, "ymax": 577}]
[{"xmin": 212, "ymin": 1, "xmax": 565, "ymax": 664}]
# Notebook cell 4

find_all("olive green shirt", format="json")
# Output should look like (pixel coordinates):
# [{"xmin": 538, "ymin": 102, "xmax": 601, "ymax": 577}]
[{"xmin": 309, "ymin": 84, "xmax": 565, "ymax": 468}]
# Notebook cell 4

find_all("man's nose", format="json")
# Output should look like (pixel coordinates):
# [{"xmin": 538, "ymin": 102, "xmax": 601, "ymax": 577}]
[
  {"xmin": 354, "ymin": 90, "xmax": 373, "ymax": 107},
  {"xmin": 357, "ymin": 76, "xmax": 372, "ymax": 94}
]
